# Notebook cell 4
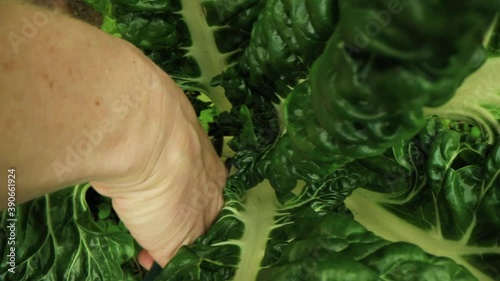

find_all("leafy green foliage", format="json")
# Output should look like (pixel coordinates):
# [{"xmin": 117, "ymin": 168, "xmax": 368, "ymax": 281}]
[
  {"xmin": 233, "ymin": 0, "xmax": 338, "ymax": 96},
  {"xmin": 345, "ymin": 116, "xmax": 500, "ymax": 280},
  {"xmin": 264, "ymin": 0, "xmax": 497, "ymax": 193},
  {"xmin": 2, "ymin": 1, "xmax": 500, "ymax": 281},
  {"xmin": 0, "ymin": 184, "xmax": 140, "ymax": 281}
]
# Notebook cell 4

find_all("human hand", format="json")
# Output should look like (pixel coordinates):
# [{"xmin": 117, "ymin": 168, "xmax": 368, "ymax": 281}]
[
  {"xmin": 0, "ymin": 2, "xmax": 225, "ymax": 267},
  {"xmin": 90, "ymin": 65, "xmax": 227, "ymax": 269}
]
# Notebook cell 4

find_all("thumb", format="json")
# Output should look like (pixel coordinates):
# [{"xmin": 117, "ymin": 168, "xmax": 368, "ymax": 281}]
[{"xmin": 138, "ymin": 250, "xmax": 155, "ymax": 270}]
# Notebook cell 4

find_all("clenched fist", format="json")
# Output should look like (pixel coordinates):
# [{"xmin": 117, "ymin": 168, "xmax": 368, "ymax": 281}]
[{"xmin": 91, "ymin": 71, "xmax": 227, "ymax": 269}]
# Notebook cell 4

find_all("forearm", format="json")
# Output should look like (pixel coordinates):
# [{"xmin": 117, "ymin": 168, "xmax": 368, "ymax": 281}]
[{"xmin": 0, "ymin": 2, "xmax": 172, "ymax": 207}]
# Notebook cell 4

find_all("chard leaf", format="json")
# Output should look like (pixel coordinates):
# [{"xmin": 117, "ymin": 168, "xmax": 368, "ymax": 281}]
[
  {"xmin": 424, "ymin": 57, "xmax": 500, "ymax": 144},
  {"xmin": 158, "ymin": 176, "xmax": 477, "ymax": 281},
  {"xmin": 264, "ymin": 0, "xmax": 498, "ymax": 193},
  {"xmin": 345, "ymin": 117, "xmax": 500, "ymax": 281},
  {"xmin": 0, "ymin": 184, "xmax": 137, "ymax": 281}
]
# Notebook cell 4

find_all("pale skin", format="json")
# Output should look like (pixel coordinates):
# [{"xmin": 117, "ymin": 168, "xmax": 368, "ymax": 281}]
[{"xmin": 0, "ymin": 1, "xmax": 227, "ymax": 270}]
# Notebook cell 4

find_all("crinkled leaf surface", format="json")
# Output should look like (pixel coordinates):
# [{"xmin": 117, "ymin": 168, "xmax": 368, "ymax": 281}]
[{"xmin": 0, "ymin": 184, "xmax": 136, "ymax": 281}]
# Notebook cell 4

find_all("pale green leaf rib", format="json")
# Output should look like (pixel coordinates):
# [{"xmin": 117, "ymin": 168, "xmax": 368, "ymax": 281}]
[
  {"xmin": 231, "ymin": 181, "xmax": 280, "ymax": 281},
  {"xmin": 178, "ymin": 0, "xmax": 233, "ymax": 112},
  {"xmin": 425, "ymin": 57, "xmax": 500, "ymax": 144},
  {"xmin": 345, "ymin": 188, "xmax": 499, "ymax": 281}
]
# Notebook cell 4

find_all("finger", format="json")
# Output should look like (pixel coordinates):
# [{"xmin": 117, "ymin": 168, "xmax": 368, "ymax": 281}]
[{"xmin": 138, "ymin": 250, "xmax": 154, "ymax": 270}]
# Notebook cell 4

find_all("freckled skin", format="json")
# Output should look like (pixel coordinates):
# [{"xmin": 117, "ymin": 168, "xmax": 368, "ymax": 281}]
[{"xmin": 1, "ymin": 61, "xmax": 16, "ymax": 71}]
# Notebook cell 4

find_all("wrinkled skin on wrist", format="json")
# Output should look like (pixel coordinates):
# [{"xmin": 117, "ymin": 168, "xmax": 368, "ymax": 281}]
[{"xmin": 91, "ymin": 70, "xmax": 227, "ymax": 269}]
